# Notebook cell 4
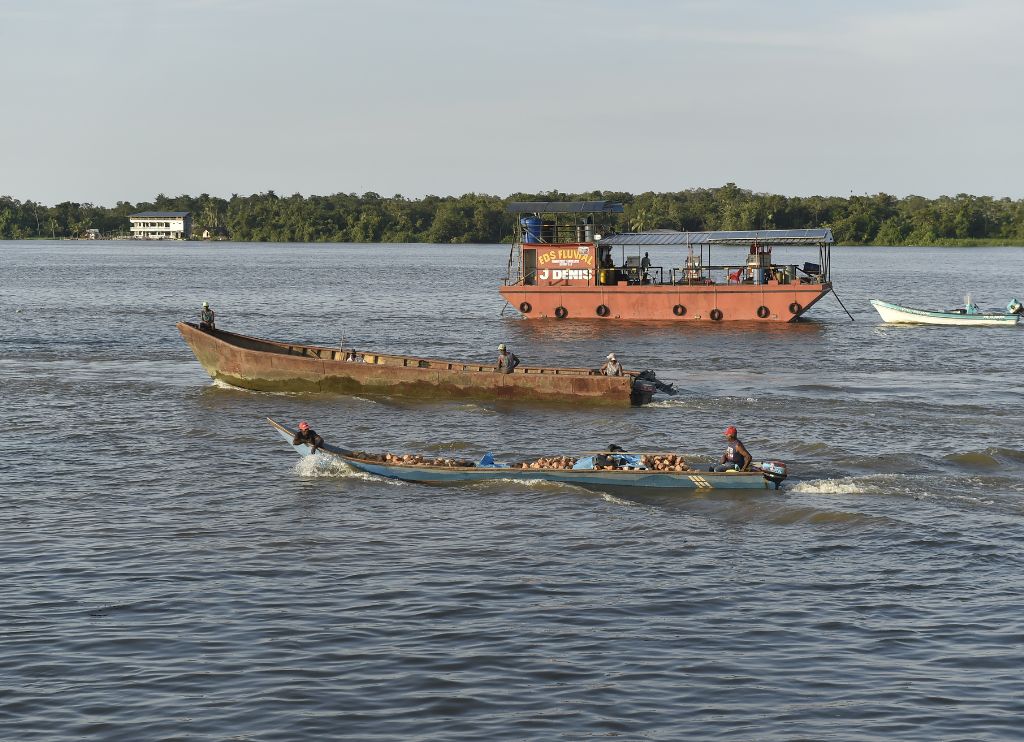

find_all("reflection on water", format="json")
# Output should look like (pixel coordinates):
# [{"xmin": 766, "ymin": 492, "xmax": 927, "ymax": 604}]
[{"xmin": 513, "ymin": 315, "xmax": 828, "ymax": 343}]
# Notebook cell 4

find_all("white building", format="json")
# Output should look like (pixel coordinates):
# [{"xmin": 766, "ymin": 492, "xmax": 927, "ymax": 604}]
[{"xmin": 129, "ymin": 211, "xmax": 192, "ymax": 240}]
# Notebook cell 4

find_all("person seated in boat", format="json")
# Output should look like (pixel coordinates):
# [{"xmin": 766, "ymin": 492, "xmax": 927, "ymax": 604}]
[
  {"xmin": 199, "ymin": 301, "xmax": 216, "ymax": 331},
  {"xmin": 950, "ymin": 297, "xmax": 982, "ymax": 315},
  {"xmin": 496, "ymin": 343, "xmax": 520, "ymax": 374},
  {"xmin": 600, "ymin": 353, "xmax": 624, "ymax": 376},
  {"xmin": 292, "ymin": 421, "xmax": 324, "ymax": 454},
  {"xmin": 710, "ymin": 426, "xmax": 751, "ymax": 472}
]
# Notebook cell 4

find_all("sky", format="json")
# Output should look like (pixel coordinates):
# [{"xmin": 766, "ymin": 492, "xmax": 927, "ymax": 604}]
[{"xmin": 2, "ymin": 0, "xmax": 1023, "ymax": 206}]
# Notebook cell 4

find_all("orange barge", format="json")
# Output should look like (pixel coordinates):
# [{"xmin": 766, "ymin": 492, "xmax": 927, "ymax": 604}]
[{"xmin": 499, "ymin": 201, "xmax": 835, "ymax": 322}]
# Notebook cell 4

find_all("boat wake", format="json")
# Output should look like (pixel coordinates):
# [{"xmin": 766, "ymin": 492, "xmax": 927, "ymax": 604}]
[
  {"xmin": 287, "ymin": 463, "xmax": 639, "ymax": 504},
  {"xmin": 209, "ymin": 379, "xmax": 384, "ymax": 405},
  {"xmin": 788, "ymin": 473, "xmax": 926, "ymax": 496},
  {"xmin": 451, "ymin": 402, "xmax": 500, "ymax": 414},
  {"xmin": 789, "ymin": 470, "xmax": 1019, "ymax": 504},
  {"xmin": 210, "ymin": 378, "xmax": 300, "ymax": 396},
  {"xmin": 211, "ymin": 378, "xmax": 253, "ymax": 391},
  {"xmin": 348, "ymin": 395, "xmax": 384, "ymax": 405},
  {"xmin": 293, "ymin": 454, "xmax": 401, "ymax": 484},
  {"xmin": 646, "ymin": 398, "xmax": 697, "ymax": 409},
  {"xmin": 788, "ymin": 478, "xmax": 869, "ymax": 495},
  {"xmin": 459, "ymin": 476, "xmax": 642, "ymax": 506},
  {"xmin": 598, "ymin": 492, "xmax": 643, "ymax": 507},
  {"xmin": 647, "ymin": 395, "xmax": 759, "ymax": 410}
]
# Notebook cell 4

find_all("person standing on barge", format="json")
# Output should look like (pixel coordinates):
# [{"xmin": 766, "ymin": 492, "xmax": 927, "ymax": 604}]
[
  {"xmin": 601, "ymin": 353, "xmax": 624, "ymax": 376},
  {"xmin": 496, "ymin": 344, "xmax": 520, "ymax": 374}
]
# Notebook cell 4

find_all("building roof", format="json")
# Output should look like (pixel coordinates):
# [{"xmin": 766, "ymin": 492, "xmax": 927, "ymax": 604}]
[
  {"xmin": 130, "ymin": 211, "xmax": 191, "ymax": 218},
  {"xmin": 507, "ymin": 201, "xmax": 625, "ymax": 214},
  {"xmin": 599, "ymin": 228, "xmax": 834, "ymax": 246}
]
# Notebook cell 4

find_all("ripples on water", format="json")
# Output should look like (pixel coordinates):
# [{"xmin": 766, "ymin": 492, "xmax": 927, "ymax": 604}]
[{"xmin": 2, "ymin": 242, "xmax": 1024, "ymax": 740}]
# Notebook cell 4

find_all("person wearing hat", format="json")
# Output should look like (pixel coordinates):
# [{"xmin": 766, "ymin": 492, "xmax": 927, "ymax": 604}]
[
  {"xmin": 199, "ymin": 301, "xmax": 216, "ymax": 331},
  {"xmin": 496, "ymin": 343, "xmax": 520, "ymax": 374},
  {"xmin": 292, "ymin": 421, "xmax": 324, "ymax": 455},
  {"xmin": 711, "ymin": 426, "xmax": 751, "ymax": 472},
  {"xmin": 600, "ymin": 353, "xmax": 623, "ymax": 376}
]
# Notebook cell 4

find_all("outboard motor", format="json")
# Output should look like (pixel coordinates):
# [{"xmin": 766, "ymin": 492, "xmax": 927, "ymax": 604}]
[
  {"xmin": 630, "ymin": 377, "xmax": 657, "ymax": 406},
  {"xmin": 1008, "ymin": 298, "xmax": 1023, "ymax": 315},
  {"xmin": 636, "ymin": 369, "xmax": 677, "ymax": 396},
  {"xmin": 757, "ymin": 460, "xmax": 788, "ymax": 489}
]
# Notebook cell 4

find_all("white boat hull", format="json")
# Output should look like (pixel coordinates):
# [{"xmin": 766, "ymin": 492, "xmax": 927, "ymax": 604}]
[{"xmin": 870, "ymin": 299, "xmax": 1020, "ymax": 326}]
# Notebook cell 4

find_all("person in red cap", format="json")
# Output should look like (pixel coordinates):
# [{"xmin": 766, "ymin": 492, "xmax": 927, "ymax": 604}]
[
  {"xmin": 710, "ymin": 425, "xmax": 751, "ymax": 472},
  {"xmin": 292, "ymin": 421, "xmax": 324, "ymax": 455}
]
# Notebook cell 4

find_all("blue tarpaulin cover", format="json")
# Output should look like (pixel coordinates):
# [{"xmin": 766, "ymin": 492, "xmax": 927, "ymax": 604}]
[{"xmin": 573, "ymin": 454, "xmax": 644, "ymax": 470}]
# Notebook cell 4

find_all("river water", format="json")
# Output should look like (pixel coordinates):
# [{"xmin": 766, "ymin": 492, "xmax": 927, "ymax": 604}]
[{"xmin": 2, "ymin": 241, "xmax": 1023, "ymax": 740}]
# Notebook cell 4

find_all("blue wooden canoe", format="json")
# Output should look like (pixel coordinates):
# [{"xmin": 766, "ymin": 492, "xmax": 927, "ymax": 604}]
[{"xmin": 268, "ymin": 418, "xmax": 787, "ymax": 491}]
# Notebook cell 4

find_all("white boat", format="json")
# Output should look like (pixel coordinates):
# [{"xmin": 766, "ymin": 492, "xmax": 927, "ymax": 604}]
[{"xmin": 870, "ymin": 298, "xmax": 1022, "ymax": 326}]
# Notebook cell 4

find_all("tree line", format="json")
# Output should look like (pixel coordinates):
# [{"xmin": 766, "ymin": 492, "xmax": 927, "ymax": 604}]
[{"xmin": 3, "ymin": 184, "xmax": 1024, "ymax": 245}]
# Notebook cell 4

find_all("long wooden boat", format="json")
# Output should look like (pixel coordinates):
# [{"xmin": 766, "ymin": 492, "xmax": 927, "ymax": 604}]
[
  {"xmin": 269, "ymin": 419, "xmax": 788, "ymax": 492},
  {"xmin": 870, "ymin": 299, "xmax": 1022, "ymax": 326},
  {"xmin": 178, "ymin": 322, "xmax": 672, "ymax": 405},
  {"xmin": 499, "ymin": 201, "xmax": 836, "ymax": 322}
]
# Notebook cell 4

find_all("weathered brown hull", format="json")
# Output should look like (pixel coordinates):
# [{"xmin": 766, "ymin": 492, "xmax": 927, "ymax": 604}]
[{"xmin": 176, "ymin": 322, "xmax": 641, "ymax": 406}]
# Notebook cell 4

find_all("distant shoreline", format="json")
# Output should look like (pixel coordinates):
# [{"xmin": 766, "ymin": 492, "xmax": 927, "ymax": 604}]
[
  {"xmin": 5, "ymin": 238, "xmax": 1024, "ymax": 248},
  {"xmin": 4, "ymin": 185, "xmax": 1024, "ymax": 246}
]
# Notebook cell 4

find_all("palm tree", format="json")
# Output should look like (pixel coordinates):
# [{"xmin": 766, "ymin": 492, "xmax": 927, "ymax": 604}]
[{"xmin": 630, "ymin": 207, "xmax": 651, "ymax": 232}]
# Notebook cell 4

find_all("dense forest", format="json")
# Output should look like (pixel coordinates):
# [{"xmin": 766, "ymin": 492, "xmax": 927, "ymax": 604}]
[{"xmin": 3, "ymin": 184, "xmax": 1024, "ymax": 245}]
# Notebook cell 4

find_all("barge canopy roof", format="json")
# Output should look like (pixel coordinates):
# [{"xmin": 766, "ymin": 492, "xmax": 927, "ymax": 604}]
[
  {"xmin": 599, "ymin": 228, "xmax": 834, "ymax": 246},
  {"xmin": 507, "ymin": 201, "xmax": 625, "ymax": 214}
]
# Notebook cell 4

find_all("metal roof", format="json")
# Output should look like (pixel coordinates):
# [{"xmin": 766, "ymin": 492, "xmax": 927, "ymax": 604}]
[
  {"xmin": 130, "ymin": 211, "xmax": 191, "ymax": 218},
  {"xmin": 599, "ymin": 228, "xmax": 834, "ymax": 246},
  {"xmin": 507, "ymin": 201, "xmax": 625, "ymax": 214}
]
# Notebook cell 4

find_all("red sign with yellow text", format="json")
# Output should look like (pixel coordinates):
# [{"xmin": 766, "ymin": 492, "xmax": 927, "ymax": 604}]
[{"xmin": 536, "ymin": 244, "xmax": 595, "ymax": 285}]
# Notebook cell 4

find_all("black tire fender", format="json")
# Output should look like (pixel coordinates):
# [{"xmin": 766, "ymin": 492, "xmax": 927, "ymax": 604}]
[
  {"xmin": 596, "ymin": 304, "xmax": 609, "ymax": 317},
  {"xmin": 519, "ymin": 301, "xmax": 532, "ymax": 314},
  {"xmin": 710, "ymin": 308, "xmax": 723, "ymax": 321},
  {"xmin": 554, "ymin": 306, "xmax": 568, "ymax": 319},
  {"xmin": 672, "ymin": 304, "xmax": 686, "ymax": 317},
  {"xmin": 757, "ymin": 305, "xmax": 770, "ymax": 319}
]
